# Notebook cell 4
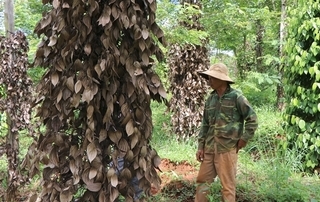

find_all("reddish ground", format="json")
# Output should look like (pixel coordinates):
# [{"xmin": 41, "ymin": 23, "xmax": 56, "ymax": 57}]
[{"xmin": 151, "ymin": 158, "xmax": 199, "ymax": 201}]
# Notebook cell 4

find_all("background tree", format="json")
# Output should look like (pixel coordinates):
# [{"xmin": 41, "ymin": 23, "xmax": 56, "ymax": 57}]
[
  {"xmin": 27, "ymin": 0, "xmax": 167, "ymax": 201},
  {"xmin": 200, "ymin": 0, "xmax": 282, "ymax": 108},
  {"xmin": 276, "ymin": 0, "xmax": 287, "ymax": 111},
  {"xmin": 166, "ymin": 1, "xmax": 209, "ymax": 140},
  {"xmin": 0, "ymin": 0, "xmax": 33, "ymax": 201},
  {"xmin": 283, "ymin": 0, "xmax": 320, "ymax": 171}
]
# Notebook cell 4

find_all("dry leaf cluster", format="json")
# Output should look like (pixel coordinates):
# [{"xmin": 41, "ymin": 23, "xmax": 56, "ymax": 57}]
[
  {"xmin": 168, "ymin": 43, "xmax": 209, "ymax": 140},
  {"xmin": 0, "ymin": 31, "xmax": 33, "ymax": 200},
  {"xmin": 27, "ymin": 0, "xmax": 167, "ymax": 201},
  {"xmin": 0, "ymin": 31, "xmax": 32, "ymax": 132},
  {"xmin": 167, "ymin": 2, "xmax": 209, "ymax": 140}
]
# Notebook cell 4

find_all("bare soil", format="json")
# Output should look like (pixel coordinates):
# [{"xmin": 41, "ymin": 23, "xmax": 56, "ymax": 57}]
[{"xmin": 151, "ymin": 158, "xmax": 198, "ymax": 201}]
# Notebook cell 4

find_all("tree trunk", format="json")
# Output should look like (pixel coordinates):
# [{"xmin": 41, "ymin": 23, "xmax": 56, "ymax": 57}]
[
  {"xmin": 4, "ymin": 0, "xmax": 18, "ymax": 201},
  {"xmin": 5, "ymin": 116, "xmax": 19, "ymax": 202},
  {"xmin": 4, "ymin": 0, "xmax": 14, "ymax": 35},
  {"xmin": 276, "ymin": 0, "xmax": 286, "ymax": 111},
  {"xmin": 255, "ymin": 19, "xmax": 264, "ymax": 73}
]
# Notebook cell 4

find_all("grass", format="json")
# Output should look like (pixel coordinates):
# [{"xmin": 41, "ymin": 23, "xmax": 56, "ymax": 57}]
[{"xmin": 151, "ymin": 101, "xmax": 198, "ymax": 165}]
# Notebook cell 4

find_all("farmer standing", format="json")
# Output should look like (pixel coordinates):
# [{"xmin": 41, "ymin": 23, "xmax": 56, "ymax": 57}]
[{"xmin": 195, "ymin": 63, "xmax": 258, "ymax": 202}]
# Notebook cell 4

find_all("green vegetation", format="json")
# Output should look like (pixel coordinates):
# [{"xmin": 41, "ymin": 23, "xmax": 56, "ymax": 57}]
[
  {"xmin": 283, "ymin": 0, "xmax": 320, "ymax": 172},
  {"xmin": 148, "ymin": 100, "xmax": 320, "ymax": 201}
]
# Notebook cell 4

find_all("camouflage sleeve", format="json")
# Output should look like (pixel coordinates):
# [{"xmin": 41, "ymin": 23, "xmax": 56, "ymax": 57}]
[
  {"xmin": 237, "ymin": 95, "xmax": 258, "ymax": 142},
  {"xmin": 198, "ymin": 100, "xmax": 209, "ymax": 150}
]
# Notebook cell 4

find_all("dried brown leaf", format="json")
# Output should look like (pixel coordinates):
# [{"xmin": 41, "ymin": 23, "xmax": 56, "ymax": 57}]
[
  {"xmin": 141, "ymin": 52, "xmax": 149, "ymax": 66},
  {"xmin": 125, "ymin": 119, "xmax": 134, "ymax": 136},
  {"xmin": 118, "ymin": 138, "xmax": 129, "ymax": 153},
  {"xmin": 140, "ymin": 146, "xmax": 147, "ymax": 157},
  {"xmin": 108, "ymin": 131, "xmax": 121, "ymax": 144},
  {"xmin": 87, "ymin": 142, "xmax": 97, "ymax": 163},
  {"xmin": 82, "ymin": 88, "xmax": 93, "ymax": 103},
  {"xmin": 87, "ymin": 105, "xmax": 94, "ymax": 119},
  {"xmin": 121, "ymin": 14, "xmax": 130, "ymax": 29},
  {"xmin": 51, "ymin": 72, "xmax": 59, "ymax": 86},
  {"xmin": 130, "ymin": 133, "xmax": 138, "ymax": 149},
  {"xmin": 49, "ymin": 146, "xmax": 59, "ymax": 167},
  {"xmin": 57, "ymin": 90, "xmax": 63, "ymax": 103},
  {"xmin": 98, "ymin": 5, "xmax": 111, "ymax": 26},
  {"xmin": 138, "ymin": 158, "xmax": 147, "ymax": 171},
  {"xmin": 89, "ymin": 167, "xmax": 98, "ymax": 179},
  {"xmin": 94, "ymin": 64, "xmax": 102, "ymax": 78},
  {"xmin": 110, "ymin": 187, "xmax": 120, "ymax": 202},
  {"xmin": 99, "ymin": 129, "xmax": 108, "ymax": 142},
  {"xmin": 112, "ymin": 5, "xmax": 119, "ymax": 19},
  {"xmin": 153, "ymin": 155, "xmax": 161, "ymax": 168},
  {"xmin": 48, "ymin": 35, "xmax": 57, "ymax": 46},
  {"xmin": 84, "ymin": 43, "xmax": 91, "ymax": 55},
  {"xmin": 66, "ymin": 77, "xmax": 74, "ymax": 91},
  {"xmin": 99, "ymin": 190, "xmax": 107, "ymax": 201},
  {"xmin": 110, "ymin": 174, "xmax": 118, "ymax": 187},
  {"xmin": 141, "ymin": 29, "xmax": 149, "ymax": 39},
  {"xmin": 158, "ymin": 85, "xmax": 167, "ymax": 99},
  {"xmin": 74, "ymin": 80, "xmax": 82, "ymax": 94},
  {"xmin": 87, "ymin": 181, "xmax": 102, "ymax": 192},
  {"xmin": 59, "ymin": 190, "xmax": 72, "ymax": 202},
  {"xmin": 107, "ymin": 168, "xmax": 116, "ymax": 179}
]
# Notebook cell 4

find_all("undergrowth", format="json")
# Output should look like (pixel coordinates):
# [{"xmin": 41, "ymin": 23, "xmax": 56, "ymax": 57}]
[{"xmin": 150, "ymin": 101, "xmax": 320, "ymax": 202}]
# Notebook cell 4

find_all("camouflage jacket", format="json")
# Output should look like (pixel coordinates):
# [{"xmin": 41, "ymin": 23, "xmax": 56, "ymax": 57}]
[{"xmin": 198, "ymin": 86, "xmax": 258, "ymax": 153}]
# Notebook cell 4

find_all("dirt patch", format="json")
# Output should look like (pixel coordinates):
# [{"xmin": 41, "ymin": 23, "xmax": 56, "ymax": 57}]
[
  {"xmin": 152, "ymin": 158, "xmax": 199, "ymax": 201},
  {"xmin": 159, "ymin": 158, "xmax": 198, "ymax": 184}
]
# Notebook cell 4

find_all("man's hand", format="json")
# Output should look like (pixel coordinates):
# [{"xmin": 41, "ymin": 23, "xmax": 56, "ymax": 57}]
[
  {"xmin": 237, "ymin": 139, "xmax": 247, "ymax": 153},
  {"xmin": 196, "ymin": 149, "xmax": 204, "ymax": 162}
]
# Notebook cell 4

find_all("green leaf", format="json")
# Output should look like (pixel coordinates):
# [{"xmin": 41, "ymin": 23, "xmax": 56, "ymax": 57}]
[
  {"xmin": 309, "ymin": 66, "xmax": 315, "ymax": 75},
  {"xmin": 306, "ymin": 160, "xmax": 316, "ymax": 168},
  {"xmin": 310, "ymin": 145, "xmax": 315, "ymax": 150},
  {"xmin": 312, "ymin": 83, "xmax": 317, "ymax": 91},
  {"xmin": 290, "ymin": 115, "xmax": 296, "ymax": 124},
  {"xmin": 298, "ymin": 119, "xmax": 306, "ymax": 130},
  {"xmin": 297, "ymin": 86, "xmax": 302, "ymax": 94}
]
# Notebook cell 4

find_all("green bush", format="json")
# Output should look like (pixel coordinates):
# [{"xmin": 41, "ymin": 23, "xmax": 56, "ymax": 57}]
[
  {"xmin": 246, "ymin": 105, "xmax": 284, "ymax": 156},
  {"xmin": 282, "ymin": 0, "xmax": 320, "ymax": 172},
  {"xmin": 235, "ymin": 71, "xmax": 280, "ymax": 107}
]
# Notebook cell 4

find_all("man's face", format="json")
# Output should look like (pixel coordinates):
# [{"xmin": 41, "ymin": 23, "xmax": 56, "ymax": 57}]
[{"xmin": 208, "ymin": 76, "xmax": 224, "ymax": 90}]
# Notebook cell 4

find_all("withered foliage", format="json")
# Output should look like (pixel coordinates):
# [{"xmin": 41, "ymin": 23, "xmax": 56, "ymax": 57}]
[
  {"xmin": 168, "ymin": 3, "xmax": 209, "ymax": 140},
  {"xmin": 0, "ymin": 31, "xmax": 33, "ymax": 201},
  {"xmin": 28, "ymin": 0, "xmax": 167, "ymax": 201},
  {"xmin": 0, "ymin": 32, "xmax": 32, "ymax": 133},
  {"xmin": 168, "ymin": 44, "xmax": 208, "ymax": 140}
]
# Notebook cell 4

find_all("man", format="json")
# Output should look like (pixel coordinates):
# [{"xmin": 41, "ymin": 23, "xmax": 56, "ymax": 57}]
[{"xmin": 195, "ymin": 63, "xmax": 258, "ymax": 202}]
